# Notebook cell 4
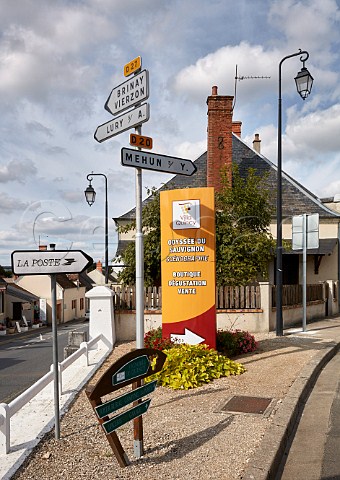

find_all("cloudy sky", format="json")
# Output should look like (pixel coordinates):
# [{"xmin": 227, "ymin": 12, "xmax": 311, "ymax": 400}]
[{"xmin": 0, "ymin": 0, "xmax": 339, "ymax": 267}]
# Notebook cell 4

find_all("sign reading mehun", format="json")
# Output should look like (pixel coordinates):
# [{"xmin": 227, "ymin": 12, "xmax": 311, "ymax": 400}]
[{"xmin": 160, "ymin": 187, "xmax": 216, "ymax": 349}]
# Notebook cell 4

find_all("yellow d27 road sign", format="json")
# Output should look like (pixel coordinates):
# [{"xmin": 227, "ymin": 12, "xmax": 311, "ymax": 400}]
[
  {"xmin": 129, "ymin": 133, "xmax": 153, "ymax": 150},
  {"xmin": 124, "ymin": 56, "xmax": 141, "ymax": 77}
]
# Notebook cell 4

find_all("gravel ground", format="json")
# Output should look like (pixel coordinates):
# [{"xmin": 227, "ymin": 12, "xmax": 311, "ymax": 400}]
[{"xmin": 12, "ymin": 332, "xmax": 328, "ymax": 480}]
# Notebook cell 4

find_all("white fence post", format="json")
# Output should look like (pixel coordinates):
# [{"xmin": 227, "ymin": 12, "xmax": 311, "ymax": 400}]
[
  {"xmin": 0, "ymin": 403, "xmax": 10, "ymax": 454},
  {"xmin": 80, "ymin": 342, "xmax": 89, "ymax": 366}
]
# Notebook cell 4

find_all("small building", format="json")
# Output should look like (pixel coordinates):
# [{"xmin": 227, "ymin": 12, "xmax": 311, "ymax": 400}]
[
  {"xmin": 16, "ymin": 274, "xmax": 86, "ymax": 324},
  {"xmin": 0, "ymin": 278, "xmax": 40, "ymax": 325}
]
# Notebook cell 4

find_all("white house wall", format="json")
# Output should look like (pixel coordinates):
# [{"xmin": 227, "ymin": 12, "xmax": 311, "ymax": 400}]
[
  {"xmin": 16, "ymin": 276, "xmax": 86, "ymax": 324},
  {"xmin": 62, "ymin": 286, "xmax": 86, "ymax": 322},
  {"xmin": 303, "ymin": 247, "xmax": 338, "ymax": 284}
]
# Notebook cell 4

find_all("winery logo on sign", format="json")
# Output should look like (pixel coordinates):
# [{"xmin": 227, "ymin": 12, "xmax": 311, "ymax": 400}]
[{"xmin": 172, "ymin": 200, "xmax": 200, "ymax": 229}]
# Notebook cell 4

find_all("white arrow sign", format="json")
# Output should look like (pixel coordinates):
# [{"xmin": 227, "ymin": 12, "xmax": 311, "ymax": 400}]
[
  {"xmin": 170, "ymin": 329, "xmax": 205, "ymax": 345},
  {"xmin": 105, "ymin": 69, "xmax": 149, "ymax": 116},
  {"xmin": 11, "ymin": 250, "xmax": 93, "ymax": 275},
  {"xmin": 121, "ymin": 148, "xmax": 197, "ymax": 176},
  {"xmin": 94, "ymin": 103, "xmax": 150, "ymax": 143}
]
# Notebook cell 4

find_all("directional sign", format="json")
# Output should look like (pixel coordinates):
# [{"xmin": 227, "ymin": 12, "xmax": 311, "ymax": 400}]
[
  {"xmin": 129, "ymin": 133, "xmax": 153, "ymax": 149},
  {"xmin": 170, "ymin": 328, "xmax": 205, "ymax": 345},
  {"xmin": 11, "ymin": 250, "xmax": 93, "ymax": 275},
  {"xmin": 102, "ymin": 399, "xmax": 151, "ymax": 434},
  {"xmin": 105, "ymin": 69, "xmax": 149, "ymax": 116},
  {"xmin": 95, "ymin": 380, "xmax": 157, "ymax": 419},
  {"xmin": 112, "ymin": 355, "xmax": 150, "ymax": 385},
  {"xmin": 124, "ymin": 56, "xmax": 141, "ymax": 77},
  {"xmin": 94, "ymin": 103, "xmax": 150, "ymax": 143},
  {"xmin": 121, "ymin": 148, "xmax": 197, "ymax": 176},
  {"xmin": 86, "ymin": 348, "xmax": 166, "ymax": 467}
]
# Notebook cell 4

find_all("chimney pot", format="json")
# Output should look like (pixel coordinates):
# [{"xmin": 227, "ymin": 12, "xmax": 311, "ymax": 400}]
[
  {"xmin": 96, "ymin": 260, "xmax": 103, "ymax": 273},
  {"xmin": 232, "ymin": 121, "xmax": 242, "ymax": 138},
  {"xmin": 212, "ymin": 86, "xmax": 218, "ymax": 96},
  {"xmin": 253, "ymin": 133, "xmax": 261, "ymax": 153}
]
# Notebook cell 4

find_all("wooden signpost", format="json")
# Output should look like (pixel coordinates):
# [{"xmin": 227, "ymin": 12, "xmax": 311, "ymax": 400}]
[{"xmin": 86, "ymin": 348, "xmax": 166, "ymax": 467}]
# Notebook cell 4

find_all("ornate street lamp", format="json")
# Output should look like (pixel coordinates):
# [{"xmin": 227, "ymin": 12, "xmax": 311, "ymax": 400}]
[
  {"xmin": 295, "ymin": 60, "xmax": 314, "ymax": 100},
  {"xmin": 84, "ymin": 173, "xmax": 109, "ymax": 284},
  {"xmin": 276, "ymin": 50, "xmax": 313, "ymax": 336},
  {"xmin": 84, "ymin": 180, "xmax": 96, "ymax": 206}
]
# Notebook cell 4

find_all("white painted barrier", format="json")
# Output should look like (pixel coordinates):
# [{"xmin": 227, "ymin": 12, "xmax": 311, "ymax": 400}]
[{"xmin": 0, "ymin": 334, "xmax": 103, "ymax": 455}]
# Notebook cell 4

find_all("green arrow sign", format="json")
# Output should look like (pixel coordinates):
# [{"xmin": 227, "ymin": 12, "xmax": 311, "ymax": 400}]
[
  {"xmin": 95, "ymin": 381, "xmax": 157, "ymax": 419},
  {"xmin": 112, "ymin": 355, "xmax": 150, "ymax": 385},
  {"xmin": 102, "ymin": 399, "xmax": 151, "ymax": 434}
]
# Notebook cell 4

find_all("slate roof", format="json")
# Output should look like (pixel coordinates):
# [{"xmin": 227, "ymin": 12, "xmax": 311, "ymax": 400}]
[
  {"xmin": 56, "ymin": 274, "xmax": 80, "ymax": 290},
  {"xmin": 6, "ymin": 283, "xmax": 40, "ymax": 303},
  {"xmin": 115, "ymin": 134, "xmax": 339, "ymax": 224}
]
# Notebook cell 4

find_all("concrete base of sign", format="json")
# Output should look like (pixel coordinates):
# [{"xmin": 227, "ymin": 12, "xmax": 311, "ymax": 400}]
[
  {"xmin": 134, "ymin": 439, "xmax": 144, "ymax": 458},
  {"xmin": 63, "ymin": 331, "xmax": 88, "ymax": 360},
  {"xmin": 85, "ymin": 286, "xmax": 116, "ymax": 348}
]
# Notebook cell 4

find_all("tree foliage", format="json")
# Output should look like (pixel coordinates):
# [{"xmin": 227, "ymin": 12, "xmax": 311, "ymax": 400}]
[
  {"xmin": 117, "ymin": 187, "xmax": 161, "ymax": 286},
  {"xmin": 215, "ymin": 165, "xmax": 275, "ymax": 285},
  {"xmin": 0, "ymin": 265, "xmax": 12, "ymax": 278},
  {"xmin": 118, "ymin": 167, "xmax": 275, "ymax": 286}
]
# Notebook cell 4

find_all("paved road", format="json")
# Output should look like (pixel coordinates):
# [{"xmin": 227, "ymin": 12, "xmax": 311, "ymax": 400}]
[
  {"xmin": 277, "ymin": 350, "xmax": 340, "ymax": 479},
  {"xmin": 0, "ymin": 320, "xmax": 89, "ymax": 404}
]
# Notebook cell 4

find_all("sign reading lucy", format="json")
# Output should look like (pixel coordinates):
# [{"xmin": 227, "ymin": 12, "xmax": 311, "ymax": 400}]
[{"xmin": 160, "ymin": 187, "xmax": 216, "ymax": 348}]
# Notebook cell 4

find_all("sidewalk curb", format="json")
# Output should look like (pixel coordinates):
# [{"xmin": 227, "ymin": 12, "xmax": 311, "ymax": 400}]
[{"xmin": 242, "ymin": 340, "xmax": 340, "ymax": 480}]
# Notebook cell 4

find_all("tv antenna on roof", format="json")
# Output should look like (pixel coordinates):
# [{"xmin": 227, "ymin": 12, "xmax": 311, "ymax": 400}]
[{"xmin": 233, "ymin": 65, "xmax": 271, "ymax": 110}]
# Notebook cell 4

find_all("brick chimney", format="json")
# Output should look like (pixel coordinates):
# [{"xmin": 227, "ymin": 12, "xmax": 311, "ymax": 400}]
[
  {"xmin": 96, "ymin": 260, "xmax": 102, "ymax": 273},
  {"xmin": 232, "ymin": 121, "xmax": 242, "ymax": 137},
  {"xmin": 206, "ymin": 86, "xmax": 234, "ymax": 190},
  {"xmin": 253, "ymin": 133, "xmax": 261, "ymax": 154}
]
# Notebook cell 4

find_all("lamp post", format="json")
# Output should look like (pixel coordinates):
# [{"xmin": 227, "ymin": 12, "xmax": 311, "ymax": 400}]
[
  {"xmin": 85, "ymin": 173, "xmax": 109, "ymax": 284},
  {"xmin": 276, "ymin": 49, "xmax": 313, "ymax": 336}
]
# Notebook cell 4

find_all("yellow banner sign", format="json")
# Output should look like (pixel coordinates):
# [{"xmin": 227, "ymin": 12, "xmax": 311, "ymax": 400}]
[{"xmin": 160, "ymin": 187, "xmax": 216, "ymax": 348}]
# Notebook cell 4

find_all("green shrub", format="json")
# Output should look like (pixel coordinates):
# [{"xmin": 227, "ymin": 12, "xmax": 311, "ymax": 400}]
[
  {"xmin": 147, "ymin": 343, "xmax": 245, "ymax": 390},
  {"xmin": 217, "ymin": 329, "xmax": 257, "ymax": 356}
]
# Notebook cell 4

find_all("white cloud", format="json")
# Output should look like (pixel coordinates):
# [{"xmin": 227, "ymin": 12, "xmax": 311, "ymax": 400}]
[
  {"xmin": 0, "ymin": 193, "xmax": 29, "ymax": 213},
  {"xmin": 286, "ymin": 103, "xmax": 340, "ymax": 156},
  {"xmin": 0, "ymin": 159, "xmax": 37, "ymax": 183},
  {"xmin": 269, "ymin": 0, "xmax": 340, "ymax": 67}
]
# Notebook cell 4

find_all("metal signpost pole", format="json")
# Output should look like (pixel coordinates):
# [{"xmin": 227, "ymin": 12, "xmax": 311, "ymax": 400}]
[
  {"xmin": 134, "ymin": 122, "xmax": 144, "ymax": 460},
  {"xmin": 50, "ymin": 244, "xmax": 60, "ymax": 439},
  {"xmin": 135, "ymin": 124, "xmax": 144, "ymax": 351},
  {"xmin": 302, "ymin": 214, "xmax": 307, "ymax": 332}
]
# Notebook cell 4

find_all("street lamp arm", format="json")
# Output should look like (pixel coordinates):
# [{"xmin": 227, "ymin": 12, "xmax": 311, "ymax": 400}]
[
  {"xmin": 87, "ymin": 172, "xmax": 108, "ymax": 185},
  {"xmin": 279, "ymin": 49, "xmax": 309, "ymax": 68},
  {"xmin": 85, "ymin": 171, "xmax": 109, "ymax": 285}
]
